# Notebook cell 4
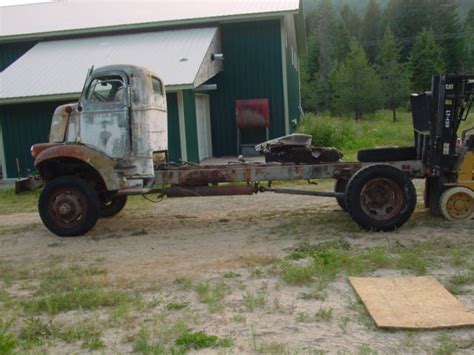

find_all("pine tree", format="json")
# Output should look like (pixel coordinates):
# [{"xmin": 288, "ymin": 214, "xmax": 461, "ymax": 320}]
[
  {"xmin": 462, "ymin": 6, "xmax": 474, "ymax": 72},
  {"xmin": 377, "ymin": 27, "xmax": 411, "ymax": 122},
  {"xmin": 301, "ymin": 0, "xmax": 340, "ymax": 112},
  {"xmin": 340, "ymin": 4, "xmax": 362, "ymax": 40},
  {"xmin": 385, "ymin": 0, "xmax": 432, "ymax": 59},
  {"xmin": 333, "ymin": 17, "xmax": 351, "ymax": 64},
  {"xmin": 361, "ymin": 0, "xmax": 383, "ymax": 63},
  {"xmin": 408, "ymin": 30, "xmax": 445, "ymax": 92},
  {"xmin": 429, "ymin": 0, "xmax": 464, "ymax": 73},
  {"xmin": 300, "ymin": 32, "xmax": 320, "ymax": 112},
  {"xmin": 331, "ymin": 39, "xmax": 382, "ymax": 121}
]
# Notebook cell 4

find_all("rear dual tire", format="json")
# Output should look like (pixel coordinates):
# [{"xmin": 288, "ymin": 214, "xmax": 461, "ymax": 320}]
[{"xmin": 99, "ymin": 194, "xmax": 127, "ymax": 218}]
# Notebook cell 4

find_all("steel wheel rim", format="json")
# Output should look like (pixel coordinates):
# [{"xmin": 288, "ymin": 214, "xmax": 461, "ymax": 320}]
[
  {"xmin": 48, "ymin": 187, "xmax": 87, "ymax": 228},
  {"xmin": 360, "ymin": 178, "xmax": 404, "ymax": 221},
  {"xmin": 446, "ymin": 192, "xmax": 473, "ymax": 219}
]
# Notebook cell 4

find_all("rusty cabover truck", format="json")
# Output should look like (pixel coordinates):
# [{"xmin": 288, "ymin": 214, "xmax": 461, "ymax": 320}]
[{"xmin": 18, "ymin": 65, "xmax": 474, "ymax": 236}]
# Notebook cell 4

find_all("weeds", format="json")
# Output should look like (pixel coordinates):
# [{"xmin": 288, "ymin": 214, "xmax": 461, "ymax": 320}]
[
  {"xmin": 315, "ymin": 307, "xmax": 333, "ymax": 322},
  {"xmin": 60, "ymin": 321, "xmax": 103, "ymax": 348},
  {"xmin": 224, "ymin": 271, "xmax": 241, "ymax": 279},
  {"xmin": 435, "ymin": 333, "xmax": 458, "ymax": 355},
  {"xmin": 243, "ymin": 290, "xmax": 267, "ymax": 312},
  {"xmin": 133, "ymin": 327, "xmax": 184, "ymax": 355},
  {"xmin": 18, "ymin": 318, "xmax": 56, "ymax": 347},
  {"xmin": 279, "ymin": 241, "xmax": 439, "ymax": 287},
  {"xmin": 194, "ymin": 282, "xmax": 230, "ymax": 313},
  {"xmin": 20, "ymin": 266, "xmax": 133, "ymax": 314},
  {"xmin": 0, "ymin": 318, "xmax": 17, "ymax": 354},
  {"xmin": 165, "ymin": 303, "xmax": 187, "ymax": 311},
  {"xmin": 175, "ymin": 331, "xmax": 232, "ymax": 350}
]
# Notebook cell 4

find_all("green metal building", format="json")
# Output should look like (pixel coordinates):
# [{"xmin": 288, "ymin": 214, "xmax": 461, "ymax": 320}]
[{"xmin": 0, "ymin": 0, "xmax": 305, "ymax": 179}]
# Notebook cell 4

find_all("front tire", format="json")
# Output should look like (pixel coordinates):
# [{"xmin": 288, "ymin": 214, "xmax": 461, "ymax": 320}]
[
  {"xmin": 345, "ymin": 165, "xmax": 417, "ymax": 231},
  {"xmin": 439, "ymin": 187, "xmax": 473, "ymax": 221},
  {"xmin": 39, "ymin": 176, "xmax": 100, "ymax": 237}
]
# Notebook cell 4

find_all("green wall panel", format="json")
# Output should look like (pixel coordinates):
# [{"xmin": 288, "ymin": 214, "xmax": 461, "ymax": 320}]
[
  {"xmin": 183, "ymin": 90, "xmax": 199, "ymax": 163},
  {"xmin": 0, "ymin": 101, "xmax": 65, "ymax": 178},
  {"xmin": 0, "ymin": 42, "xmax": 36, "ymax": 72},
  {"xmin": 209, "ymin": 20, "xmax": 285, "ymax": 156},
  {"xmin": 166, "ymin": 93, "xmax": 181, "ymax": 163}
]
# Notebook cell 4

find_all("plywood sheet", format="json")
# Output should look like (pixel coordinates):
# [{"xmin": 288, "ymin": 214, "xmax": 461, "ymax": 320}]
[{"xmin": 349, "ymin": 276, "xmax": 474, "ymax": 329}]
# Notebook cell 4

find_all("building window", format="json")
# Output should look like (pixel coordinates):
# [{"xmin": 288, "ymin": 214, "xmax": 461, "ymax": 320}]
[{"xmin": 87, "ymin": 76, "xmax": 125, "ymax": 103}]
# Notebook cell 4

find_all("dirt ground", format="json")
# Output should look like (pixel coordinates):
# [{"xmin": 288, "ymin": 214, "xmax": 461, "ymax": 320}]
[{"xmin": 0, "ymin": 184, "xmax": 473, "ymax": 354}]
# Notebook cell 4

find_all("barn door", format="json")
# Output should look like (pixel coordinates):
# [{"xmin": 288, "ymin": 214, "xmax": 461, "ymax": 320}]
[{"xmin": 195, "ymin": 94, "xmax": 213, "ymax": 161}]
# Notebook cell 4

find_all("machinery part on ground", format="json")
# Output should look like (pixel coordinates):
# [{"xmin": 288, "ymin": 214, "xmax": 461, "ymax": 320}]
[
  {"xmin": 264, "ymin": 146, "xmax": 343, "ymax": 164},
  {"xmin": 357, "ymin": 147, "xmax": 417, "ymax": 163},
  {"xmin": 99, "ymin": 194, "xmax": 128, "ymax": 218},
  {"xmin": 335, "ymin": 178, "xmax": 348, "ymax": 212},
  {"xmin": 439, "ymin": 187, "xmax": 474, "ymax": 221},
  {"xmin": 345, "ymin": 164, "xmax": 417, "ymax": 231},
  {"xmin": 39, "ymin": 176, "xmax": 100, "ymax": 237}
]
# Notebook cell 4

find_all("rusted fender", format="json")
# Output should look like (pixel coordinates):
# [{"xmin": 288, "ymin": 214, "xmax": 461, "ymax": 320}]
[{"xmin": 35, "ymin": 144, "xmax": 124, "ymax": 191}]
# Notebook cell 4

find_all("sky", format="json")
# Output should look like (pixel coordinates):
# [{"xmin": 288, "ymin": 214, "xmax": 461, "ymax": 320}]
[{"xmin": 1, "ymin": 0, "xmax": 51, "ymax": 6}]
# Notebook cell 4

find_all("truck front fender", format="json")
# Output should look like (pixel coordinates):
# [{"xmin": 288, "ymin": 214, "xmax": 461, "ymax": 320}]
[{"xmin": 35, "ymin": 144, "xmax": 125, "ymax": 191}]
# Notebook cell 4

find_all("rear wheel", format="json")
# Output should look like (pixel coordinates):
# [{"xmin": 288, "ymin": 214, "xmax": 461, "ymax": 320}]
[
  {"xmin": 39, "ymin": 176, "xmax": 99, "ymax": 237},
  {"xmin": 439, "ymin": 187, "xmax": 474, "ymax": 221},
  {"xmin": 345, "ymin": 165, "xmax": 417, "ymax": 231},
  {"xmin": 99, "ymin": 194, "xmax": 127, "ymax": 218}
]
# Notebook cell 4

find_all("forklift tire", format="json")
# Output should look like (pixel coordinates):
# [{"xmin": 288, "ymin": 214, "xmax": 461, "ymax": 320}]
[
  {"xmin": 335, "ymin": 178, "xmax": 348, "ymax": 212},
  {"xmin": 39, "ymin": 176, "xmax": 100, "ymax": 237},
  {"xmin": 345, "ymin": 164, "xmax": 417, "ymax": 231},
  {"xmin": 439, "ymin": 187, "xmax": 474, "ymax": 221},
  {"xmin": 99, "ymin": 195, "xmax": 128, "ymax": 218},
  {"xmin": 357, "ymin": 147, "xmax": 417, "ymax": 162}
]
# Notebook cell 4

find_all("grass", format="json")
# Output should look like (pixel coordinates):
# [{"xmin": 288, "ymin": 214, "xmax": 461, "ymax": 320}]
[
  {"xmin": 165, "ymin": 302, "xmax": 187, "ymax": 311},
  {"xmin": 243, "ymin": 290, "xmax": 267, "ymax": 312},
  {"xmin": 194, "ymin": 281, "xmax": 230, "ymax": 313},
  {"xmin": 175, "ymin": 331, "xmax": 232, "ymax": 350},
  {"xmin": 0, "ymin": 189, "xmax": 40, "ymax": 215},
  {"xmin": 278, "ymin": 240, "xmax": 444, "ymax": 287},
  {"xmin": 0, "ymin": 318, "xmax": 17, "ymax": 354},
  {"xmin": 315, "ymin": 307, "xmax": 333, "ymax": 322},
  {"xmin": 20, "ymin": 266, "xmax": 134, "ymax": 314},
  {"xmin": 435, "ymin": 333, "xmax": 458, "ymax": 355}
]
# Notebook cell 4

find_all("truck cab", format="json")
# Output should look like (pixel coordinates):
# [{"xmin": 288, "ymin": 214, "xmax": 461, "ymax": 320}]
[{"xmin": 33, "ymin": 65, "xmax": 168, "ymax": 191}]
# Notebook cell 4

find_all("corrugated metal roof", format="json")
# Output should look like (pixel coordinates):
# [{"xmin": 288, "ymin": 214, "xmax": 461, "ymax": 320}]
[
  {"xmin": 0, "ymin": 0, "xmax": 300, "ymax": 40},
  {"xmin": 0, "ymin": 27, "xmax": 220, "ymax": 101}
]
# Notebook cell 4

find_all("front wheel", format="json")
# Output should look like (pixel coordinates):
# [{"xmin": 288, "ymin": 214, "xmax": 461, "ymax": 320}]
[
  {"xmin": 439, "ymin": 187, "xmax": 473, "ymax": 221},
  {"xmin": 345, "ymin": 165, "xmax": 417, "ymax": 231},
  {"xmin": 39, "ymin": 176, "xmax": 100, "ymax": 237}
]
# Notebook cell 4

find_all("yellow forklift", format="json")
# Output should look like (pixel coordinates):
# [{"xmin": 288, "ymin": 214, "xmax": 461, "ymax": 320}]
[{"xmin": 411, "ymin": 75, "xmax": 473, "ymax": 220}]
